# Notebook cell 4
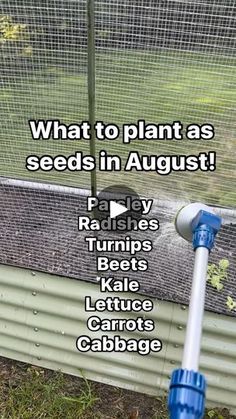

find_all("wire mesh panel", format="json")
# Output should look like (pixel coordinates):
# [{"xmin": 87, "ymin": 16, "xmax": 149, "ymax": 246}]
[
  {"xmin": 95, "ymin": 0, "xmax": 236, "ymax": 207},
  {"xmin": 0, "ymin": 178, "xmax": 235, "ymax": 317},
  {"xmin": 0, "ymin": 1, "xmax": 235, "ymax": 317},
  {"xmin": 0, "ymin": 180, "xmax": 97, "ymax": 281},
  {"xmin": 0, "ymin": 1, "xmax": 98, "ymax": 300},
  {"xmin": 0, "ymin": 0, "xmax": 90, "ymax": 187},
  {"xmin": 93, "ymin": 0, "xmax": 236, "ymax": 318}
]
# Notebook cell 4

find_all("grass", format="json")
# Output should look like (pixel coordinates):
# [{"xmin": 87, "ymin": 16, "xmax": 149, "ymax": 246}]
[
  {"xmin": 0, "ymin": 363, "xmax": 99, "ymax": 419},
  {"xmin": 0, "ymin": 357, "xmax": 235, "ymax": 418},
  {"xmin": 0, "ymin": 50, "xmax": 235, "ymax": 206}
]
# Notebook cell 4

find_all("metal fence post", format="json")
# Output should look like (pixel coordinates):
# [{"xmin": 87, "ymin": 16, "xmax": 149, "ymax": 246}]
[{"xmin": 87, "ymin": 0, "xmax": 97, "ymax": 197}]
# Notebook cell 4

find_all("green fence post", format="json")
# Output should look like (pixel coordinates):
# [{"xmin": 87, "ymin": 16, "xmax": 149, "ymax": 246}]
[{"xmin": 87, "ymin": 0, "xmax": 97, "ymax": 197}]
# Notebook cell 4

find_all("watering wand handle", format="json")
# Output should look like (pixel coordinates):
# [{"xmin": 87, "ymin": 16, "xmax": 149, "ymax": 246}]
[
  {"xmin": 182, "ymin": 210, "xmax": 221, "ymax": 371},
  {"xmin": 168, "ymin": 209, "xmax": 221, "ymax": 419}
]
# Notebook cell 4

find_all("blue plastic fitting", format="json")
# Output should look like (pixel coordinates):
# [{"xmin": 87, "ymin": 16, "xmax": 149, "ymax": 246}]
[
  {"xmin": 191, "ymin": 210, "xmax": 221, "ymax": 251},
  {"xmin": 168, "ymin": 368, "xmax": 206, "ymax": 419}
]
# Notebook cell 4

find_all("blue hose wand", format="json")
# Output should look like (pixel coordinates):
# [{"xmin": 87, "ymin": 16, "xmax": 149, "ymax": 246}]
[{"xmin": 168, "ymin": 203, "xmax": 222, "ymax": 419}]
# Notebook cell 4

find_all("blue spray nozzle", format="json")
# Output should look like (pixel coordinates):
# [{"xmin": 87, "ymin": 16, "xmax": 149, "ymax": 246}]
[
  {"xmin": 191, "ymin": 210, "xmax": 221, "ymax": 234},
  {"xmin": 168, "ymin": 368, "xmax": 206, "ymax": 419},
  {"xmin": 191, "ymin": 210, "xmax": 221, "ymax": 251}
]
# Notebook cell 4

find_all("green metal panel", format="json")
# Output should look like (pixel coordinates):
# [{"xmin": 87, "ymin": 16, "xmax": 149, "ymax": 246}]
[{"xmin": 0, "ymin": 264, "xmax": 235, "ymax": 412}]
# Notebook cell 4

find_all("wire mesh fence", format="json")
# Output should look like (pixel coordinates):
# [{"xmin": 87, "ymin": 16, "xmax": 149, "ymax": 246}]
[
  {"xmin": 95, "ymin": 0, "xmax": 236, "ymax": 206},
  {"xmin": 0, "ymin": 0, "xmax": 235, "ymax": 204},
  {"xmin": 0, "ymin": 0, "xmax": 89, "ymax": 187},
  {"xmin": 0, "ymin": 0, "xmax": 235, "ymax": 315}
]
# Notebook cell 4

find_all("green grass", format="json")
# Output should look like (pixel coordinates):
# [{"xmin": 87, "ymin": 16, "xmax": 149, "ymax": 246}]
[
  {"xmin": 0, "ymin": 366, "xmax": 98, "ymax": 419},
  {"xmin": 0, "ymin": 50, "xmax": 235, "ymax": 206},
  {"xmin": 0, "ymin": 359, "xmax": 235, "ymax": 418}
]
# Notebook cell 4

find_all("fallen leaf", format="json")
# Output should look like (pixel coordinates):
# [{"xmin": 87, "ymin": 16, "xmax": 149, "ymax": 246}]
[{"xmin": 129, "ymin": 409, "xmax": 139, "ymax": 419}]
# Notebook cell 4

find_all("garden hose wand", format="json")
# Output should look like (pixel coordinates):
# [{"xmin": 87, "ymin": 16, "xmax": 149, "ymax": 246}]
[{"xmin": 168, "ymin": 203, "xmax": 222, "ymax": 419}]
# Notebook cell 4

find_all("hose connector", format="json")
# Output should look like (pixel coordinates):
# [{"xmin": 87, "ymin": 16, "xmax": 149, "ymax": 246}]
[
  {"xmin": 168, "ymin": 368, "xmax": 206, "ymax": 419},
  {"xmin": 192, "ymin": 210, "xmax": 221, "ymax": 251}
]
